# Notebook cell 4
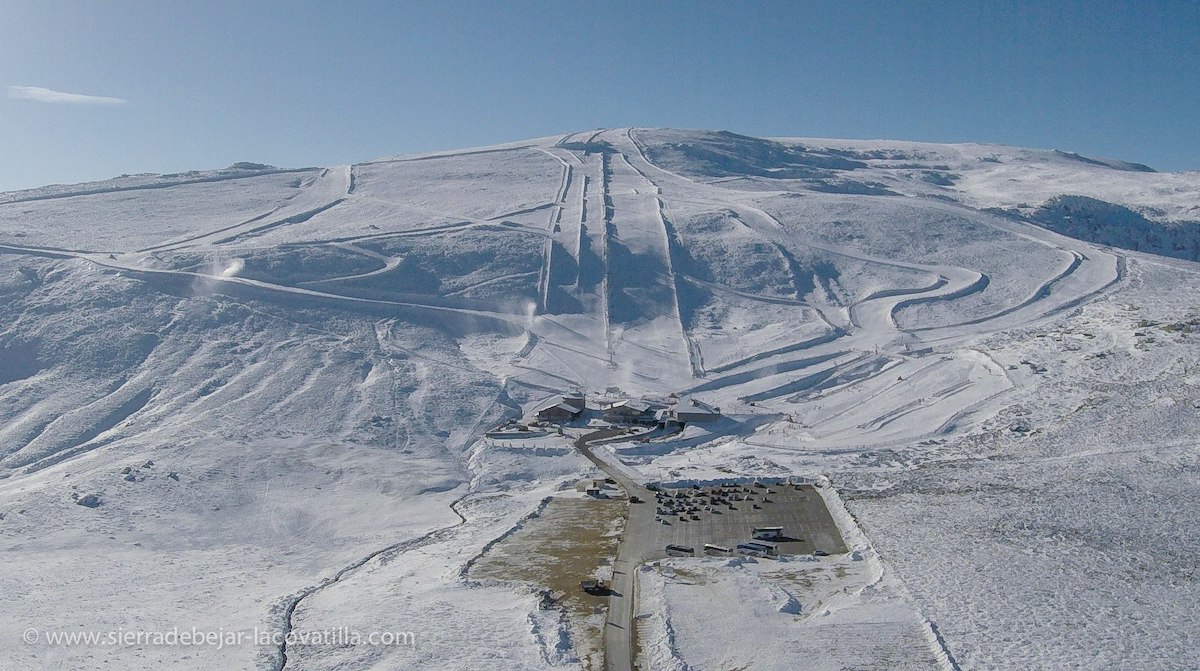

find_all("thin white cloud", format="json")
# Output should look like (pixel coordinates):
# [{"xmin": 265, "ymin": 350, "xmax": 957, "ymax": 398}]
[{"xmin": 7, "ymin": 85, "xmax": 127, "ymax": 106}]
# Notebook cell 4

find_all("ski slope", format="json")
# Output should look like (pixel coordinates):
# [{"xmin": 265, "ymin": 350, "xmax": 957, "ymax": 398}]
[{"xmin": 1, "ymin": 128, "xmax": 1198, "ymax": 670}]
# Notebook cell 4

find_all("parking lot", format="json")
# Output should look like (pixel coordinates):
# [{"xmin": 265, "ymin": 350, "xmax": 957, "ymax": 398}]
[
  {"xmin": 631, "ymin": 483, "xmax": 846, "ymax": 560},
  {"xmin": 573, "ymin": 429, "xmax": 850, "ymax": 671}
]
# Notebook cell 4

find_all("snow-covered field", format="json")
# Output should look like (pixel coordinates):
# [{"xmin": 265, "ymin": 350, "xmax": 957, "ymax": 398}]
[{"xmin": 1, "ymin": 127, "xmax": 1197, "ymax": 670}]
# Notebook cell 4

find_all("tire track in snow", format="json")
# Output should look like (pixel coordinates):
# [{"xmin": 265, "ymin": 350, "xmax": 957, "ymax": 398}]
[
  {"xmin": 0, "ymin": 167, "xmax": 318, "ymax": 207},
  {"xmin": 443, "ymin": 270, "xmax": 540, "ymax": 298},
  {"xmin": 681, "ymin": 350, "xmax": 848, "ymax": 395},
  {"xmin": 629, "ymin": 124, "xmax": 1110, "ymax": 340},
  {"xmin": 139, "ymin": 166, "xmax": 352, "ymax": 252},
  {"xmin": 272, "ymin": 493, "xmax": 471, "ymax": 671},
  {"xmin": 600, "ymin": 151, "xmax": 615, "ymax": 365},
  {"xmin": 0, "ymin": 242, "xmax": 541, "ymax": 365},
  {"xmin": 619, "ymin": 133, "xmax": 704, "ymax": 377},
  {"xmin": 534, "ymin": 147, "xmax": 577, "ymax": 313},
  {"xmin": 705, "ymin": 327, "xmax": 849, "ymax": 375},
  {"xmin": 591, "ymin": 130, "xmax": 695, "ymax": 376},
  {"xmin": 622, "ymin": 130, "xmax": 1021, "ymax": 345},
  {"xmin": 906, "ymin": 250, "xmax": 1082, "ymax": 333}
]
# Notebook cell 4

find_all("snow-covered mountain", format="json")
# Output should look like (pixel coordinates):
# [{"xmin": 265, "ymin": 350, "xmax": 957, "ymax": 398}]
[{"xmin": 1, "ymin": 129, "xmax": 1198, "ymax": 670}]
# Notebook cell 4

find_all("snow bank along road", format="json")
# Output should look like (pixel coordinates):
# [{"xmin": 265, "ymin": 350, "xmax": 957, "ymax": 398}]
[{"xmin": 1, "ymin": 128, "xmax": 1197, "ymax": 670}]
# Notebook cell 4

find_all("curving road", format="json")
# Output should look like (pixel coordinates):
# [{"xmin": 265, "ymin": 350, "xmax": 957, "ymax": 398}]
[{"xmin": 574, "ymin": 429, "xmax": 654, "ymax": 671}]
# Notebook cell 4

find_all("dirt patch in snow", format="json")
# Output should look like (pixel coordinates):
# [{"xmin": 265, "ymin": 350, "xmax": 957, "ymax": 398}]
[{"xmin": 471, "ymin": 497, "xmax": 624, "ymax": 670}]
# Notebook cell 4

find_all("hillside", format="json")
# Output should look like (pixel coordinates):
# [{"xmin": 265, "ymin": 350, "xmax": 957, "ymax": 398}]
[{"xmin": 1, "ymin": 128, "xmax": 1198, "ymax": 670}]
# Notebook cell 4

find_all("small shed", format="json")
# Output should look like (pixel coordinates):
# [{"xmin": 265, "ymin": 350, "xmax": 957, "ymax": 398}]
[{"xmin": 576, "ymin": 478, "xmax": 606, "ymax": 492}]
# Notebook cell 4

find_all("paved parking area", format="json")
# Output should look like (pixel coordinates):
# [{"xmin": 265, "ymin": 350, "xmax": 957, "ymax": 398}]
[
  {"xmin": 635, "ymin": 483, "xmax": 846, "ymax": 558},
  {"xmin": 574, "ymin": 429, "xmax": 849, "ymax": 671}
]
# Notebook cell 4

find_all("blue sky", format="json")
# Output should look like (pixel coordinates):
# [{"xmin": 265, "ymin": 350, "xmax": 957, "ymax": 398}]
[{"xmin": 2, "ymin": 0, "xmax": 1198, "ymax": 191}]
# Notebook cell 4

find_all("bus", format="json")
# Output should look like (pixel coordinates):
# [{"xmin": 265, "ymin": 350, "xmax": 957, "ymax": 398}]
[
  {"xmin": 744, "ymin": 540, "xmax": 778, "ymax": 555},
  {"xmin": 736, "ymin": 543, "xmax": 768, "ymax": 557},
  {"xmin": 751, "ymin": 526, "xmax": 784, "ymax": 540},
  {"xmin": 665, "ymin": 544, "xmax": 695, "ymax": 556},
  {"xmin": 703, "ymin": 543, "xmax": 731, "ymax": 555}
]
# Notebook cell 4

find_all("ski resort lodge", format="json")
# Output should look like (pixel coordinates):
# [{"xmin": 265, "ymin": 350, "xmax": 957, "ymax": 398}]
[
  {"xmin": 601, "ymin": 399, "xmax": 658, "ymax": 425},
  {"xmin": 674, "ymin": 398, "xmax": 722, "ymax": 423},
  {"xmin": 529, "ymin": 391, "xmax": 721, "ymax": 428},
  {"xmin": 536, "ymin": 401, "xmax": 582, "ymax": 424},
  {"xmin": 535, "ymin": 393, "xmax": 587, "ymax": 424}
]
